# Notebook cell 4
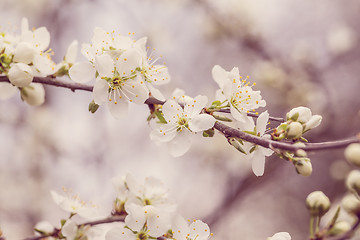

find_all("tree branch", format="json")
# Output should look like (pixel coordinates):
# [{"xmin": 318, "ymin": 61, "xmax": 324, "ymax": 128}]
[{"xmin": 1, "ymin": 76, "xmax": 359, "ymax": 153}]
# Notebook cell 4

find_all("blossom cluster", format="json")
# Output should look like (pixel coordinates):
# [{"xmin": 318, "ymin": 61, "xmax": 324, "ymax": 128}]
[
  {"xmin": 68, "ymin": 28, "xmax": 170, "ymax": 119},
  {"xmin": 35, "ymin": 174, "xmax": 213, "ymax": 240}
]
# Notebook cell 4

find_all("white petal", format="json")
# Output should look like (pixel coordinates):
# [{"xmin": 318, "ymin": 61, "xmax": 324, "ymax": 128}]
[
  {"xmin": 121, "ymin": 79, "xmax": 149, "ymax": 104},
  {"xmin": 81, "ymin": 43, "xmax": 95, "ymax": 62},
  {"xmin": 124, "ymin": 203, "xmax": 146, "ymax": 231},
  {"xmin": 212, "ymin": 65, "xmax": 229, "ymax": 89},
  {"xmin": 150, "ymin": 123, "xmax": 177, "ymax": 143},
  {"xmin": 95, "ymin": 54, "xmax": 114, "ymax": 78},
  {"xmin": 230, "ymin": 105, "xmax": 247, "ymax": 122},
  {"xmin": 269, "ymin": 232, "xmax": 291, "ymax": 240},
  {"xmin": 113, "ymin": 35, "xmax": 134, "ymax": 50},
  {"xmin": 62, "ymin": 220, "xmax": 78, "ymax": 239},
  {"xmin": 288, "ymin": 106, "xmax": 312, "ymax": 123},
  {"xmin": 304, "ymin": 115, "xmax": 322, "ymax": 131},
  {"xmin": 33, "ymin": 54, "xmax": 57, "ymax": 75},
  {"xmin": 93, "ymin": 78, "xmax": 109, "ymax": 104},
  {"xmin": 259, "ymin": 145, "xmax": 273, "ymax": 157},
  {"xmin": 13, "ymin": 42, "xmax": 35, "ymax": 64},
  {"xmin": 105, "ymin": 227, "xmax": 135, "ymax": 240},
  {"xmin": 147, "ymin": 83, "xmax": 165, "ymax": 101},
  {"xmin": 162, "ymin": 100, "xmax": 183, "ymax": 123},
  {"xmin": 251, "ymin": 149, "xmax": 266, "ymax": 177},
  {"xmin": 215, "ymin": 89, "xmax": 227, "ymax": 102},
  {"xmin": 69, "ymin": 62, "xmax": 95, "ymax": 83},
  {"xmin": 22, "ymin": 27, "xmax": 50, "ymax": 51},
  {"xmin": 189, "ymin": 220, "xmax": 210, "ymax": 240},
  {"xmin": 172, "ymin": 215, "xmax": 189, "ymax": 240},
  {"xmin": 184, "ymin": 95, "xmax": 208, "ymax": 118},
  {"xmin": 8, "ymin": 63, "xmax": 33, "ymax": 87},
  {"xmin": 147, "ymin": 212, "xmax": 171, "ymax": 237},
  {"xmin": 168, "ymin": 130, "xmax": 192, "ymax": 157},
  {"xmin": 133, "ymin": 37, "xmax": 147, "ymax": 54},
  {"xmin": 0, "ymin": 82, "xmax": 17, "ymax": 100},
  {"xmin": 237, "ymin": 115, "xmax": 254, "ymax": 132},
  {"xmin": 256, "ymin": 111, "xmax": 269, "ymax": 136},
  {"xmin": 65, "ymin": 40, "xmax": 78, "ymax": 63},
  {"xmin": 115, "ymin": 48, "xmax": 141, "ymax": 77},
  {"xmin": 143, "ymin": 177, "xmax": 167, "ymax": 200},
  {"xmin": 107, "ymin": 92, "xmax": 128, "ymax": 119},
  {"xmin": 189, "ymin": 114, "xmax": 215, "ymax": 132},
  {"xmin": 125, "ymin": 174, "xmax": 143, "ymax": 197}
]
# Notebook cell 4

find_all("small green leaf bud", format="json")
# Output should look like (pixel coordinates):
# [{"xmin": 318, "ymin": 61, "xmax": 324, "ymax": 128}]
[
  {"xmin": 286, "ymin": 122, "xmax": 303, "ymax": 139},
  {"xmin": 88, "ymin": 100, "xmax": 100, "ymax": 113},
  {"xmin": 345, "ymin": 143, "xmax": 360, "ymax": 167},
  {"xmin": 228, "ymin": 137, "xmax": 246, "ymax": 154},
  {"xmin": 341, "ymin": 194, "xmax": 360, "ymax": 217},
  {"xmin": 328, "ymin": 221, "xmax": 351, "ymax": 236},
  {"xmin": 294, "ymin": 158, "xmax": 312, "ymax": 176},
  {"xmin": 346, "ymin": 170, "xmax": 360, "ymax": 196},
  {"xmin": 306, "ymin": 191, "xmax": 331, "ymax": 217},
  {"xmin": 203, "ymin": 128, "xmax": 215, "ymax": 137}
]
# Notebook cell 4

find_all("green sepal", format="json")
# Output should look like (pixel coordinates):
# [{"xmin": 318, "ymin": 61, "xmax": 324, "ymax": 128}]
[
  {"xmin": 300, "ymin": 137, "xmax": 308, "ymax": 142},
  {"xmin": 53, "ymin": 65, "xmax": 68, "ymax": 77},
  {"xmin": 60, "ymin": 219, "xmax": 66, "ymax": 227},
  {"xmin": 212, "ymin": 114, "xmax": 232, "ymax": 122},
  {"xmin": 277, "ymin": 123, "xmax": 288, "ymax": 132},
  {"xmin": 209, "ymin": 100, "xmax": 222, "ymax": 109},
  {"xmin": 203, "ymin": 128, "xmax": 215, "ymax": 137},
  {"xmin": 289, "ymin": 112, "xmax": 299, "ymax": 122},
  {"xmin": 249, "ymin": 145, "xmax": 257, "ymax": 154},
  {"xmin": 228, "ymin": 138, "xmax": 247, "ymax": 154},
  {"xmin": 155, "ymin": 111, "xmax": 167, "ymax": 124},
  {"xmin": 88, "ymin": 100, "xmax": 100, "ymax": 113}
]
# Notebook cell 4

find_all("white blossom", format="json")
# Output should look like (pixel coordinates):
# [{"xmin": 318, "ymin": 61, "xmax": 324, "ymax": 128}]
[
  {"xmin": 8, "ymin": 62, "xmax": 33, "ymax": 87},
  {"xmin": 212, "ymin": 65, "xmax": 266, "ymax": 122},
  {"xmin": 20, "ymin": 83, "xmax": 45, "ymax": 106},
  {"xmin": 150, "ymin": 95, "xmax": 215, "ymax": 157},
  {"xmin": 172, "ymin": 215, "xmax": 211, "ymax": 240}
]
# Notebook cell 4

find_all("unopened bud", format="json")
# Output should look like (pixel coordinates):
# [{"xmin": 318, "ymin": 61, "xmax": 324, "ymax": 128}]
[
  {"xmin": 287, "ymin": 106, "xmax": 312, "ymax": 123},
  {"xmin": 345, "ymin": 143, "xmax": 360, "ymax": 167},
  {"xmin": 20, "ymin": 83, "xmax": 45, "ymax": 106},
  {"xmin": 286, "ymin": 122, "xmax": 303, "ymax": 139},
  {"xmin": 295, "ymin": 149, "xmax": 307, "ymax": 157},
  {"xmin": 294, "ymin": 158, "xmax": 312, "ymax": 176},
  {"xmin": 266, "ymin": 232, "xmax": 291, "ymax": 240},
  {"xmin": 328, "ymin": 221, "xmax": 351, "ymax": 236},
  {"xmin": 8, "ymin": 62, "xmax": 33, "ymax": 87},
  {"xmin": 341, "ymin": 194, "xmax": 360, "ymax": 217},
  {"xmin": 228, "ymin": 137, "xmax": 246, "ymax": 154},
  {"xmin": 304, "ymin": 115, "xmax": 322, "ymax": 132},
  {"xmin": 306, "ymin": 191, "xmax": 331, "ymax": 216},
  {"xmin": 346, "ymin": 170, "xmax": 360, "ymax": 196}
]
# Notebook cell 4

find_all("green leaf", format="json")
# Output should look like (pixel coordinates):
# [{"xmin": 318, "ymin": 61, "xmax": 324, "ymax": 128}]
[
  {"xmin": 249, "ymin": 145, "xmax": 257, "ymax": 154},
  {"xmin": 155, "ymin": 111, "xmax": 167, "ymax": 124},
  {"xmin": 88, "ymin": 100, "xmax": 100, "ymax": 113},
  {"xmin": 203, "ymin": 128, "xmax": 215, "ymax": 137},
  {"xmin": 228, "ymin": 138, "xmax": 247, "ymax": 154}
]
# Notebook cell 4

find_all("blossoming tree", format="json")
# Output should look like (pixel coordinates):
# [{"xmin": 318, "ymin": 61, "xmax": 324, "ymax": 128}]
[{"xmin": 0, "ymin": 17, "xmax": 360, "ymax": 240}]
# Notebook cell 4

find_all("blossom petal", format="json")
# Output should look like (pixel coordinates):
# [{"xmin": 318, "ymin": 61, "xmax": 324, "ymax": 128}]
[
  {"xmin": 230, "ymin": 105, "xmax": 247, "ymax": 122},
  {"xmin": 147, "ymin": 212, "xmax": 171, "ymax": 237},
  {"xmin": 93, "ymin": 78, "xmax": 109, "ymax": 104},
  {"xmin": 115, "ymin": 49, "xmax": 141, "ymax": 77},
  {"xmin": 22, "ymin": 27, "xmax": 50, "ymax": 51},
  {"xmin": 62, "ymin": 220, "xmax": 77, "ymax": 239},
  {"xmin": 143, "ymin": 177, "xmax": 167, "ymax": 200},
  {"xmin": 167, "ymin": 130, "xmax": 192, "ymax": 157},
  {"xmin": 105, "ymin": 227, "xmax": 135, "ymax": 240},
  {"xmin": 172, "ymin": 215, "xmax": 189, "ymax": 240},
  {"xmin": 107, "ymin": 92, "xmax": 128, "ymax": 119},
  {"xmin": 147, "ymin": 83, "xmax": 165, "ymax": 101},
  {"xmin": 189, "ymin": 220, "xmax": 210, "ymax": 240},
  {"xmin": 65, "ymin": 40, "xmax": 78, "ymax": 64},
  {"xmin": 189, "ymin": 114, "xmax": 215, "ymax": 132},
  {"xmin": 124, "ymin": 203, "xmax": 146, "ymax": 231},
  {"xmin": 21, "ymin": 83, "xmax": 45, "ymax": 106},
  {"xmin": 162, "ymin": 100, "xmax": 183, "ymax": 123},
  {"xmin": 0, "ymin": 82, "xmax": 17, "ymax": 100},
  {"xmin": 69, "ymin": 62, "xmax": 95, "ymax": 83},
  {"xmin": 95, "ymin": 54, "xmax": 114, "ymax": 78},
  {"xmin": 251, "ymin": 149, "xmax": 266, "ymax": 177},
  {"xmin": 13, "ymin": 42, "xmax": 35, "ymax": 64},
  {"xmin": 184, "ymin": 95, "xmax": 208, "ymax": 118},
  {"xmin": 212, "ymin": 65, "xmax": 229, "ymax": 89},
  {"xmin": 256, "ymin": 111, "xmax": 269, "ymax": 136},
  {"xmin": 121, "ymin": 78, "xmax": 149, "ymax": 104},
  {"xmin": 150, "ymin": 123, "xmax": 177, "ymax": 142},
  {"xmin": 304, "ymin": 115, "xmax": 322, "ymax": 132}
]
